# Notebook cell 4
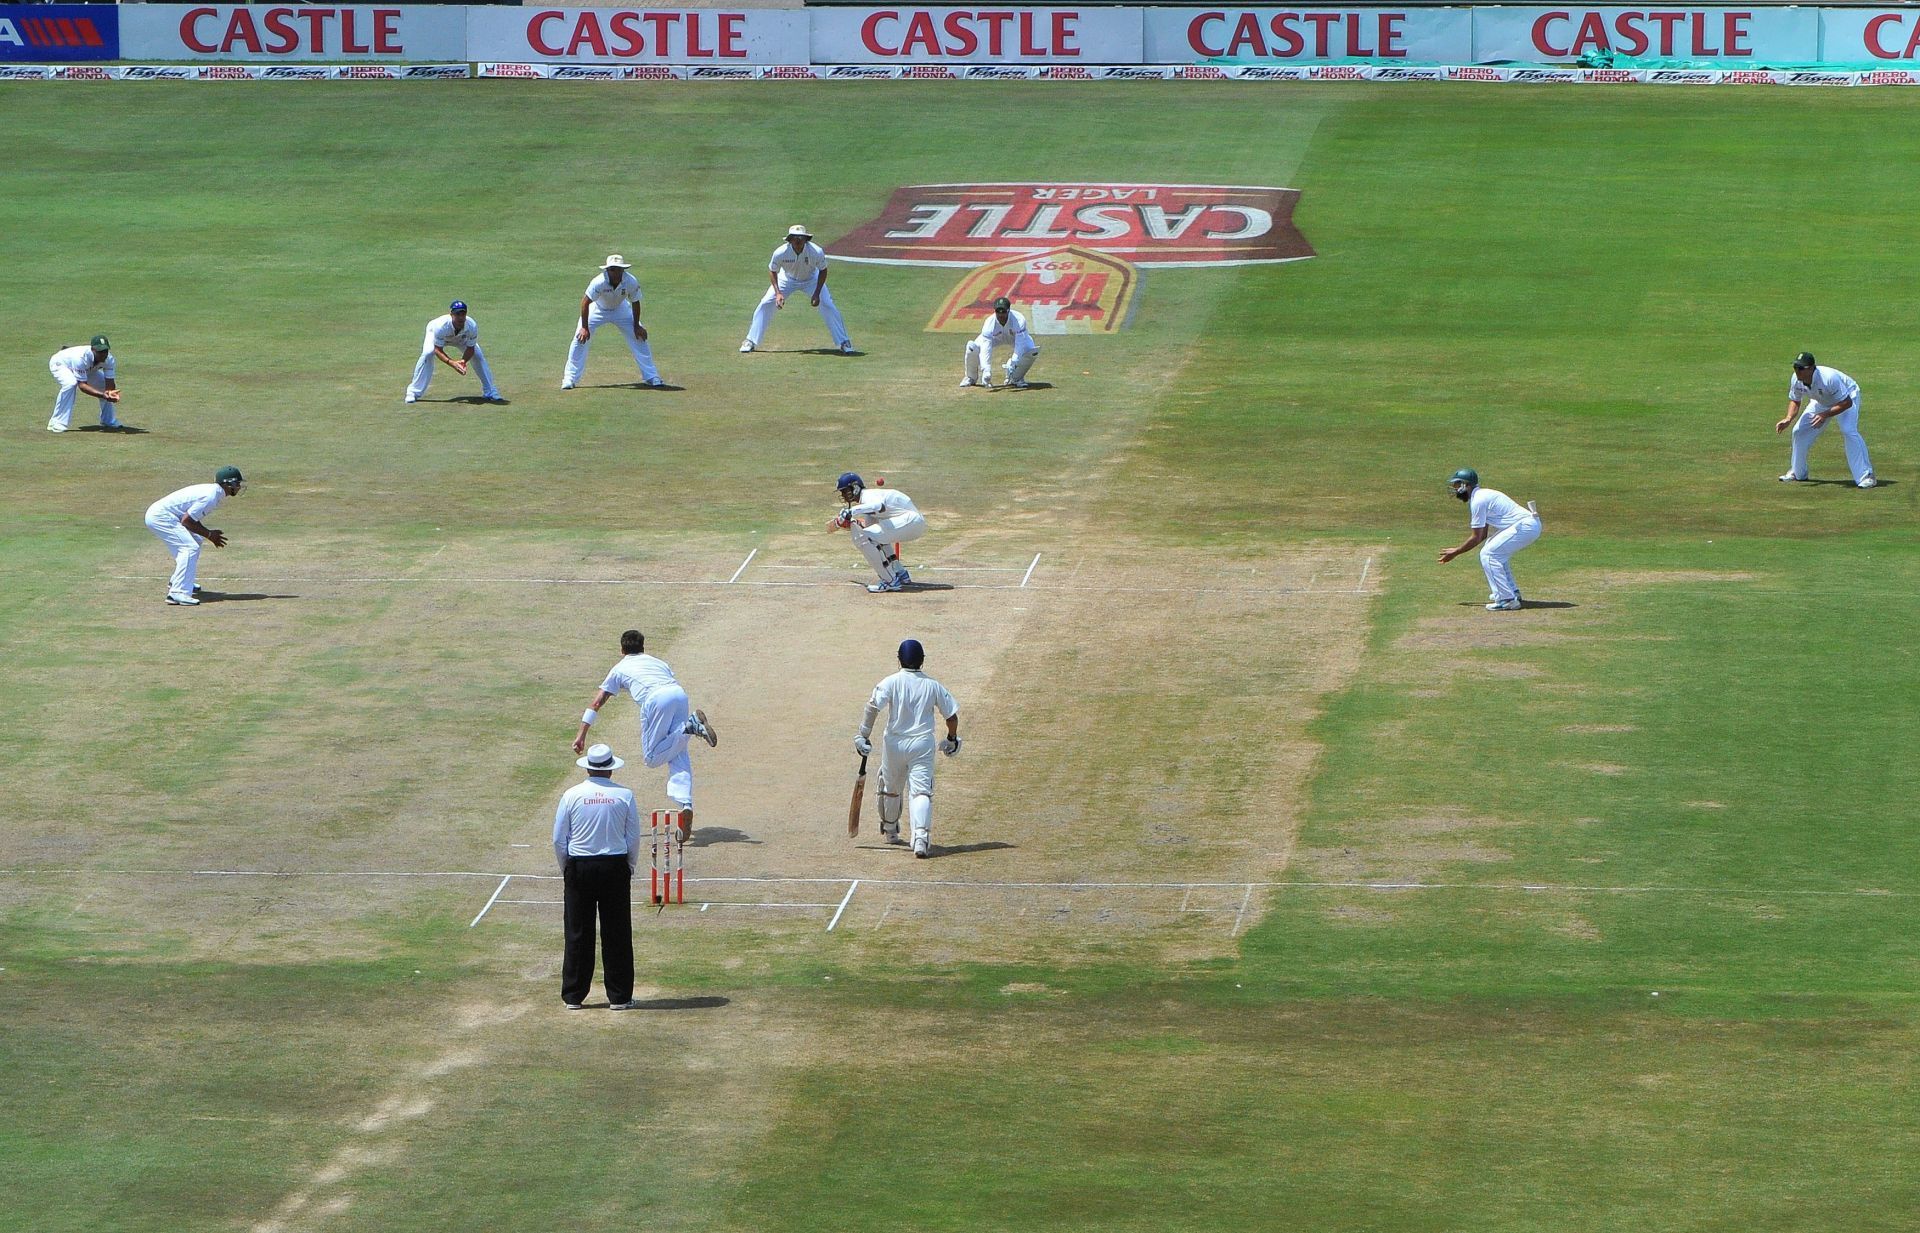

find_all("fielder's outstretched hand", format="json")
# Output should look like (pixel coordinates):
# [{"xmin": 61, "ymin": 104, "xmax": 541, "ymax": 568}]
[{"xmin": 206, "ymin": 529, "xmax": 228, "ymax": 548}]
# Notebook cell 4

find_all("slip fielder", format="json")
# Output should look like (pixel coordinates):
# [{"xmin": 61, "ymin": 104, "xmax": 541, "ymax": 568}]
[
  {"xmin": 144, "ymin": 466, "xmax": 245, "ymax": 606},
  {"xmin": 574, "ymin": 629, "xmax": 717, "ymax": 840},
  {"xmin": 562, "ymin": 255, "xmax": 665, "ymax": 390},
  {"xmin": 854, "ymin": 639, "xmax": 961, "ymax": 858},
  {"xmin": 1777, "ymin": 352, "xmax": 1875, "ymax": 488},
  {"xmin": 47, "ymin": 335, "xmax": 124, "ymax": 433},
  {"xmin": 407, "ymin": 300, "xmax": 502, "ymax": 404},
  {"xmin": 1438, "ymin": 467, "xmax": 1542, "ymax": 611},
  {"xmin": 740, "ymin": 225, "xmax": 854, "ymax": 355}
]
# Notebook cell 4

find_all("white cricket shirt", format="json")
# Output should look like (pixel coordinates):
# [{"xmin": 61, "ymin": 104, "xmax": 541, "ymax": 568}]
[
  {"xmin": 1789, "ymin": 365, "xmax": 1859, "ymax": 410},
  {"xmin": 146, "ymin": 483, "xmax": 224, "ymax": 527},
  {"xmin": 976, "ymin": 310, "xmax": 1033, "ymax": 348},
  {"xmin": 425, "ymin": 313, "xmax": 479, "ymax": 351},
  {"xmin": 51, "ymin": 344, "xmax": 113, "ymax": 380},
  {"xmin": 585, "ymin": 271, "xmax": 643, "ymax": 313},
  {"xmin": 867, "ymin": 669, "xmax": 958, "ymax": 741},
  {"xmin": 601, "ymin": 653, "xmax": 680, "ymax": 703},
  {"xmin": 769, "ymin": 242, "xmax": 829, "ymax": 288},
  {"xmin": 552, "ymin": 775, "xmax": 640, "ymax": 866},
  {"xmin": 1468, "ymin": 487, "xmax": 1533, "ymax": 531},
  {"xmin": 849, "ymin": 487, "xmax": 918, "ymax": 520}
]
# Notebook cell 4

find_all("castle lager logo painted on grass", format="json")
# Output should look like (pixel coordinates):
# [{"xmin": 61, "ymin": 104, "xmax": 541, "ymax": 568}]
[
  {"xmin": 927, "ymin": 246, "xmax": 1138, "ymax": 335},
  {"xmin": 832, "ymin": 182, "xmax": 1312, "ymax": 334},
  {"xmin": 834, "ymin": 183, "xmax": 1311, "ymax": 268}
]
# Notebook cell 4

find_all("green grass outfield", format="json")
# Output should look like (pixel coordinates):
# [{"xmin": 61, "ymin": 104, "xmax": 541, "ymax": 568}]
[{"xmin": 1, "ymin": 82, "xmax": 1916, "ymax": 1232}]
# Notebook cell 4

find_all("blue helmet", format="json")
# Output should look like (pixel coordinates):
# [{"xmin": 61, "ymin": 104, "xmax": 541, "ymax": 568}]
[
  {"xmin": 898, "ymin": 639, "xmax": 925, "ymax": 670},
  {"xmin": 837, "ymin": 472, "xmax": 864, "ymax": 501}
]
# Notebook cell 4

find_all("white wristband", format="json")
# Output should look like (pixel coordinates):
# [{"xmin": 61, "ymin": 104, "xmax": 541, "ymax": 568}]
[{"xmin": 581, "ymin": 709, "xmax": 597, "ymax": 726}]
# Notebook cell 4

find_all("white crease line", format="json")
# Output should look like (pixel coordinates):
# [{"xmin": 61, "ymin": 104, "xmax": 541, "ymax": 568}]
[
  {"xmin": 1020, "ymin": 553, "xmax": 1042, "ymax": 588},
  {"xmin": 5, "ymin": 868, "xmax": 1906, "ymax": 899},
  {"xmin": 826, "ymin": 880, "xmax": 860, "ymax": 932},
  {"xmin": 725, "ymin": 548, "xmax": 758, "ymax": 585},
  {"xmin": 102, "ymin": 573, "xmax": 1376, "ymax": 598},
  {"xmin": 1357, "ymin": 556, "xmax": 1373, "ymax": 593},
  {"xmin": 497, "ymin": 899, "xmax": 837, "ymax": 909},
  {"xmin": 1231, "ymin": 883, "xmax": 1255, "ymax": 936},
  {"xmin": 468, "ymin": 874, "xmax": 512, "ymax": 928},
  {"xmin": 759, "ymin": 564, "xmax": 1022, "ymax": 573}
]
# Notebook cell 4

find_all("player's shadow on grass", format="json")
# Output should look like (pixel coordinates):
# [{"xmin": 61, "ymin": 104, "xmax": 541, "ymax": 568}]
[
  {"xmin": 74, "ymin": 424, "xmax": 151, "ymax": 434},
  {"xmin": 761, "ymin": 346, "xmax": 862, "ymax": 357},
  {"xmin": 1796, "ymin": 477, "xmax": 1894, "ymax": 487},
  {"xmin": 446, "ymin": 395, "xmax": 511, "ymax": 406},
  {"xmin": 200, "ymin": 592, "xmax": 299, "ymax": 602},
  {"xmin": 601, "ymin": 382, "xmax": 683, "ymax": 391},
  {"xmin": 899, "ymin": 582, "xmax": 956, "ymax": 593},
  {"xmin": 1454, "ymin": 600, "xmax": 1576, "ymax": 610},
  {"xmin": 932, "ymin": 840, "xmax": 1016, "ymax": 857},
  {"xmin": 618, "ymin": 996, "xmax": 730, "ymax": 1012},
  {"xmin": 687, "ymin": 826, "xmax": 759, "ymax": 848},
  {"xmin": 994, "ymin": 382, "xmax": 1054, "ymax": 392}
]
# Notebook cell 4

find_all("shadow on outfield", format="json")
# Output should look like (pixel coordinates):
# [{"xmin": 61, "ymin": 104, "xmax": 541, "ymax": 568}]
[
  {"xmin": 73, "ymin": 424, "xmax": 151, "ymax": 434},
  {"xmin": 599, "ymin": 382, "xmax": 683, "ymax": 391},
  {"xmin": 621, "ymin": 996, "xmax": 730, "ymax": 1012},
  {"xmin": 993, "ymin": 381, "xmax": 1054, "ymax": 392},
  {"xmin": 1794, "ymin": 476, "xmax": 1894, "ymax": 487},
  {"xmin": 199, "ymin": 592, "xmax": 300, "ymax": 603},
  {"xmin": 754, "ymin": 346, "xmax": 862, "ymax": 357},
  {"xmin": 687, "ymin": 826, "xmax": 759, "ymax": 848},
  {"xmin": 933, "ymin": 840, "xmax": 1017, "ymax": 857},
  {"xmin": 1454, "ymin": 600, "xmax": 1577, "ymax": 610},
  {"xmin": 446, "ymin": 395, "xmax": 512, "ymax": 406}
]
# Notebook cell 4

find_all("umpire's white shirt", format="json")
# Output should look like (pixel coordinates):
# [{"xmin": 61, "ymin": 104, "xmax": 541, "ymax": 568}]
[
  {"xmin": 586, "ymin": 271, "xmax": 643, "ymax": 314},
  {"xmin": 1468, "ymin": 487, "xmax": 1533, "ymax": 531},
  {"xmin": 146, "ymin": 483, "xmax": 224, "ymax": 528},
  {"xmin": 769, "ymin": 242, "xmax": 829, "ymax": 291},
  {"xmin": 424, "ymin": 313, "xmax": 479, "ymax": 352},
  {"xmin": 1790, "ymin": 365, "xmax": 1859, "ymax": 411},
  {"xmin": 868, "ymin": 669, "xmax": 958, "ymax": 744},
  {"xmin": 553, "ymin": 775, "xmax": 640, "ymax": 871}
]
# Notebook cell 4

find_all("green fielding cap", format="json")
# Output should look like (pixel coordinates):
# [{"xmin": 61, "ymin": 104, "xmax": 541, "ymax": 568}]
[
  {"xmin": 215, "ymin": 465, "xmax": 244, "ymax": 485},
  {"xmin": 90, "ymin": 334, "xmax": 110, "ymax": 352}
]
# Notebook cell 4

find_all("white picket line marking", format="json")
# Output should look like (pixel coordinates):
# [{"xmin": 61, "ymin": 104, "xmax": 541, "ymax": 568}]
[
  {"xmin": 826, "ymin": 880, "xmax": 860, "ymax": 932},
  {"xmin": 1020, "ymin": 553, "xmax": 1042, "ymax": 588},
  {"xmin": 1356, "ymin": 556, "xmax": 1373, "ymax": 592},
  {"xmin": 725, "ymin": 548, "xmax": 758, "ymax": 585},
  {"xmin": 468, "ymin": 875, "xmax": 512, "ymax": 928}
]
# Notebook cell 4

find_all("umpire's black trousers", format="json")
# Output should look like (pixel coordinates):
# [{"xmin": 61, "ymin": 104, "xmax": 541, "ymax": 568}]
[{"xmin": 562, "ymin": 854, "xmax": 634, "ymax": 1006}]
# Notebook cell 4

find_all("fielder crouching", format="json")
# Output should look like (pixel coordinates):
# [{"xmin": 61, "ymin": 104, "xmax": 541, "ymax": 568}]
[
  {"xmin": 855, "ymin": 639, "xmax": 960, "ymax": 859},
  {"xmin": 961, "ymin": 296, "xmax": 1039, "ymax": 389}
]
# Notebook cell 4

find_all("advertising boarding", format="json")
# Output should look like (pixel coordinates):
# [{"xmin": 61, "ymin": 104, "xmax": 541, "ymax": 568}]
[
  {"xmin": 121, "ymin": 5, "xmax": 465, "ymax": 60},
  {"xmin": 467, "ymin": 8, "xmax": 806, "ymax": 64},
  {"xmin": 0, "ymin": 4, "xmax": 118, "ymax": 61}
]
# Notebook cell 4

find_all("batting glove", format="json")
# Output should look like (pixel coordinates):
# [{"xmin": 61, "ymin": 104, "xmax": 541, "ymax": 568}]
[
  {"xmin": 854, "ymin": 735, "xmax": 872, "ymax": 757},
  {"xmin": 940, "ymin": 737, "xmax": 961, "ymax": 757}
]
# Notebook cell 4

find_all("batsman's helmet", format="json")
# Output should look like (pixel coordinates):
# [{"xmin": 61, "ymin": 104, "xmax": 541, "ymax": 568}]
[
  {"xmin": 837, "ymin": 472, "xmax": 863, "ymax": 499},
  {"xmin": 450, "ymin": 300, "xmax": 467, "ymax": 313},
  {"xmin": 993, "ymin": 296, "xmax": 1012, "ymax": 311},
  {"xmin": 898, "ymin": 639, "xmax": 925, "ymax": 670},
  {"xmin": 1793, "ymin": 351, "xmax": 1816, "ymax": 370},
  {"xmin": 1448, "ymin": 468, "xmax": 1479, "ymax": 490}
]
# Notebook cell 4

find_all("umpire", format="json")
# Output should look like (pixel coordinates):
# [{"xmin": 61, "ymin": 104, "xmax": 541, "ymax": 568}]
[{"xmin": 553, "ymin": 744, "xmax": 641, "ymax": 1010}]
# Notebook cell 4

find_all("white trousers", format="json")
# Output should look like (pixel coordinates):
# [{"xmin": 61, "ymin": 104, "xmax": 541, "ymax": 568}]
[
  {"xmin": 639, "ymin": 683, "xmax": 694, "ymax": 808},
  {"xmin": 1480, "ymin": 515, "xmax": 1542, "ymax": 604},
  {"xmin": 145, "ymin": 516, "xmax": 202, "ymax": 598},
  {"xmin": 1789, "ymin": 403, "xmax": 1873, "ymax": 484},
  {"xmin": 746, "ymin": 277, "xmax": 849, "ymax": 348},
  {"xmin": 965, "ymin": 337, "xmax": 1039, "ymax": 384},
  {"xmin": 564, "ymin": 303, "xmax": 661, "ymax": 386},
  {"xmin": 49, "ymin": 360, "xmax": 118, "ymax": 431},
  {"xmin": 408, "ymin": 344, "xmax": 499, "ymax": 400},
  {"xmin": 879, "ymin": 732, "xmax": 936, "ymax": 842},
  {"xmin": 852, "ymin": 510, "xmax": 927, "ymax": 580}
]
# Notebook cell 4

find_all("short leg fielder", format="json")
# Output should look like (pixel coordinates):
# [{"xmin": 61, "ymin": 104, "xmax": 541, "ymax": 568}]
[
  {"xmin": 145, "ymin": 515, "xmax": 204, "ymax": 598},
  {"xmin": 852, "ymin": 510, "xmax": 926, "ymax": 583},
  {"xmin": 746, "ymin": 277, "xmax": 850, "ymax": 350},
  {"xmin": 1789, "ymin": 402, "xmax": 1874, "ymax": 486},
  {"xmin": 564, "ymin": 303, "xmax": 662, "ymax": 387},
  {"xmin": 49, "ymin": 360, "xmax": 119, "ymax": 431}
]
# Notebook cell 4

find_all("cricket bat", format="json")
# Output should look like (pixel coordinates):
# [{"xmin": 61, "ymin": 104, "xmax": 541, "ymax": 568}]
[{"xmin": 847, "ymin": 753, "xmax": 868, "ymax": 837}]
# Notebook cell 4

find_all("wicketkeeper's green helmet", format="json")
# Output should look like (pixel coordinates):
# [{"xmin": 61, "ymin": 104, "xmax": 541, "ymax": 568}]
[{"xmin": 1448, "ymin": 468, "xmax": 1479, "ymax": 489}]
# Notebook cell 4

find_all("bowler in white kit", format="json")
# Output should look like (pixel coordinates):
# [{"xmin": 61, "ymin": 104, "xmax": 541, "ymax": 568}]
[
  {"xmin": 740, "ymin": 225, "xmax": 853, "ymax": 355},
  {"xmin": 1776, "ymin": 352, "xmax": 1875, "ymax": 488},
  {"xmin": 830, "ymin": 472, "xmax": 926, "ymax": 593},
  {"xmin": 144, "ymin": 465, "xmax": 245, "ymax": 606},
  {"xmin": 563, "ymin": 255, "xmax": 665, "ymax": 390},
  {"xmin": 854, "ymin": 639, "xmax": 961, "ymax": 858},
  {"xmin": 407, "ymin": 300, "xmax": 502, "ymax": 404},
  {"xmin": 1438, "ymin": 467, "xmax": 1541, "ymax": 611},
  {"xmin": 573, "ymin": 629, "xmax": 718, "ymax": 840},
  {"xmin": 47, "ymin": 335, "xmax": 124, "ymax": 432},
  {"xmin": 962, "ymin": 297, "xmax": 1040, "ymax": 389}
]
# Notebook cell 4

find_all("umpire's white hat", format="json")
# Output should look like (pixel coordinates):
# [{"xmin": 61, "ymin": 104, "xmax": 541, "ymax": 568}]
[{"xmin": 577, "ymin": 743, "xmax": 625, "ymax": 771}]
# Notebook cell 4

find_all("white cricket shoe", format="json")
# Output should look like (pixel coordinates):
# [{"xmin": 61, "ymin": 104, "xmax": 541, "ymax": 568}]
[
  {"xmin": 1008, "ymin": 380, "xmax": 1030, "ymax": 390},
  {"xmin": 959, "ymin": 378, "xmax": 976, "ymax": 387},
  {"xmin": 47, "ymin": 425, "xmax": 67, "ymax": 433},
  {"xmin": 404, "ymin": 395, "xmax": 418, "ymax": 404},
  {"xmin": 646, "ymin": 378, "xmax": 667, "ymax": 389},
  {"xmin": 912, "ymin": 836, "xmax": 930, "ymax": 858},
  {"xmin": 1486, "ymin": 599, "xmax": 1522, "ymax": 611},
  {"xmin": 166, "ymin": 593, "xmax": 200, "ymax": 606},
  {"xmin": 684, "ymin": 709, "xmax": 719, "ymax": 749},
  {"xmin": 839, "ymin": 341, "xmax": 855, "ymax": 355},
  {"xmin": 560, "ymin": 382, "xmax": 575, "ymax": 390},
  {"xmin": 881, "ymin": 822, "xmax": 906, "ymax": 846},
  {"xmin": 867, "ymin": 577, "xmax": 903, "ymax": 593},
  {"xmin": 1777, "ymin": 471, "xmax": 1804, "ymax": 482},
  {"xmin": 1857, "ymin": 476, "xmax": 1878, "ymax": 489},
  {"xmin": 739, "ymin": 341, "xmax": 755, "ymax": 353}
]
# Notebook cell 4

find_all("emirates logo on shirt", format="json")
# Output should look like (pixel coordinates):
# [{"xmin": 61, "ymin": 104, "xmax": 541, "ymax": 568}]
[{"xmin": 832, "ymin": 183, "xmax": 1313, "ymax": 269}]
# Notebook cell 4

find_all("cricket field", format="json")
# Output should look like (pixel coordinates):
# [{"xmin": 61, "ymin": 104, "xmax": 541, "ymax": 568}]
[{"xmin": 1, "ymin": 81, "xmax": 1915, "ymax": 1231}]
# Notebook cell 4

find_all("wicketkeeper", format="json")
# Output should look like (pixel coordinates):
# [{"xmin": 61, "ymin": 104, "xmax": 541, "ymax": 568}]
[
  {"xmin": 962, "ymin": 296, "xmax": 1039, "ymax": 389},
  {"xmin": 854, "ymin": 639, "xmax": 960, "ymax": 859}
]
